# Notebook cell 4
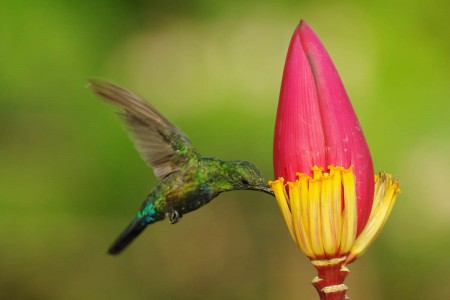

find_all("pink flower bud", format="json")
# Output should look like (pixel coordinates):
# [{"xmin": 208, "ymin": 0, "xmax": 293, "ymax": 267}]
[{"xmin": 273, "ymin": 20, "xmax": 374, "ymax": 234}]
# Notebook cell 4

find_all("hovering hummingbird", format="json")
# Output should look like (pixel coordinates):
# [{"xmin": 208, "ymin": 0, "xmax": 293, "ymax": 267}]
[{"xmin": 88, "ymin": 80, "xmax": 273, "ymax": 255}]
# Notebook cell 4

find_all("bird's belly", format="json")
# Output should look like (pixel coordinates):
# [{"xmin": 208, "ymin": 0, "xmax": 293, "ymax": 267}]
[
  {"xmin": 167, "ymin": 187, "xmax": 213, "ymax": 216},
  {"xmin": 178, "ymin": 194, "xmax": 210, "ymax": 215}
]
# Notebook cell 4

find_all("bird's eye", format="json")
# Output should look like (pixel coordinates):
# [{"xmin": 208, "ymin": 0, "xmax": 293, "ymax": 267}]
[{"xmin": 241, "ymin": 179, "xmax": 249, "ymax": 185}]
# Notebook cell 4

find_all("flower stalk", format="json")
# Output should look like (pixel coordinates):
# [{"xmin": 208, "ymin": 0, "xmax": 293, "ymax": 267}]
[{"xmin": 311, "ymin": 257, "xmax": 349, "ymax": 300}]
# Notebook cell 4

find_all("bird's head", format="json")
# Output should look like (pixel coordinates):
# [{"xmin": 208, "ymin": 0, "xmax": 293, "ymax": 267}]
[{"xmin": 229, "ymin": 161, "xmax": 274, "ymax": 196}]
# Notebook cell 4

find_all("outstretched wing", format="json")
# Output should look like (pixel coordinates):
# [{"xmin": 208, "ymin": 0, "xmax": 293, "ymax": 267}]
[{"xmin": 88, "ymin": 79, "xmax": 199, "ymax": 179}]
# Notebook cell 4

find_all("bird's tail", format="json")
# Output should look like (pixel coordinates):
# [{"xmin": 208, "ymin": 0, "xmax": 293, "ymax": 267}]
[{"xmin": 108, "ymin": 217, "xmax": 147, "ymax": 255}]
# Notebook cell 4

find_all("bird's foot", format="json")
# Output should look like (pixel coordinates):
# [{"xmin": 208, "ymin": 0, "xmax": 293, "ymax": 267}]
[{"xmin": 167, "ymin": 210, "xmax": 182, "ymax": 224}]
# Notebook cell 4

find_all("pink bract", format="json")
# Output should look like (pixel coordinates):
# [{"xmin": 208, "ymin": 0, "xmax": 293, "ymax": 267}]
[{"xmin": 273, "ymin": 20, "xmax": 374, "ymax": 234}]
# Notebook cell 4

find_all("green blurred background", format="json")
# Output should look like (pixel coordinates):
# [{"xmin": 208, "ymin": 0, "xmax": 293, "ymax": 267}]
[{"xmin": 1, "ymin": 0, "xmax": 449, "ymax": 299}]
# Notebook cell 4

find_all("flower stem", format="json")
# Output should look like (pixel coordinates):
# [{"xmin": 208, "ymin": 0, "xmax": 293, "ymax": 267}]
[{"xmin": 311, "ymin": 257, "xmax": 350, "ymax": 300}]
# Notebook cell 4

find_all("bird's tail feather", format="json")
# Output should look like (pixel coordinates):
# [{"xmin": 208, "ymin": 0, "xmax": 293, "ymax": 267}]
[{"xmin": 108, "ymin": 218, "xmax": 146, "ymax": 255}]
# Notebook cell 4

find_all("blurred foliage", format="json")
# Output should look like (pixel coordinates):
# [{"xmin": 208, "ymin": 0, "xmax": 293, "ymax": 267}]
[{"xmin": 1, "ymin": 0, "xmax": 449, "ymax": 299}]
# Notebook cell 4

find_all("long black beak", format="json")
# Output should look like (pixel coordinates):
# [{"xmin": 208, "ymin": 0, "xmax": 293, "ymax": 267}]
[
  {"xmin": 263, "ymin": 187, "xmax": 274, "ymax": 196},
  {"xmin": 258, "ymin": 185, "xmax": 274, "ymax": 196}
]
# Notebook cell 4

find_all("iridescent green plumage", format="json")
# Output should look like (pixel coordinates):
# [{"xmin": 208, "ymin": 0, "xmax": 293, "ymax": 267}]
[{"xmin": 89, "ymin": 80, "xmax": 272, "ymax": 255}]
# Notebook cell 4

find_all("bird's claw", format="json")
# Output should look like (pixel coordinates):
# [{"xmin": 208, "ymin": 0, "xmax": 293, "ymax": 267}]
[{"xmin": 167, "ymin": 210, "xmax": 182, "ymax": 224}]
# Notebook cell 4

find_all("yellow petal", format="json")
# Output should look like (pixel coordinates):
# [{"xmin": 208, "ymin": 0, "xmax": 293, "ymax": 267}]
[
  {"xmin": 339, "ymin": 168, "xmax": 357, "ymax": 255},
  {"xmin": 289, "ymin": 181, "xmax": 314, "ymax": 257},
  {"xmin": 270, "ymin": 179, "xmax": 295, "ymax": 241},
  {"xmin": 309, "ymin": 178, "xmax": 325, "ymax": 257},
  {"xmin": 346, "ymin": 173, "xmax": 400, "ymax": 264},
  {"xmin": 320, "ymin": 174, "xmax": 338, "ymax": 256}
]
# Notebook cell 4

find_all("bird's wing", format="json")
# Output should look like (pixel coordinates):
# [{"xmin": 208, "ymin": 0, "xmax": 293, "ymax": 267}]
[{"xmin": 88, "ymin": 79, "xmax": 199, "ymax": 180}]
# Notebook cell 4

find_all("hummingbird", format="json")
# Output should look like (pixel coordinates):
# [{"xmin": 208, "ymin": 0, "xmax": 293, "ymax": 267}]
[{"xmin": 88, "ymin": 80, "xmax": 273, "ymax": 255}]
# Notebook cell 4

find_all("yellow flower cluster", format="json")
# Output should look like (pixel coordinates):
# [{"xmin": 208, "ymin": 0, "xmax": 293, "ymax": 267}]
[{"xmin": 269, "ymin": 166, "xmax": 399, "ymax": 264}]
